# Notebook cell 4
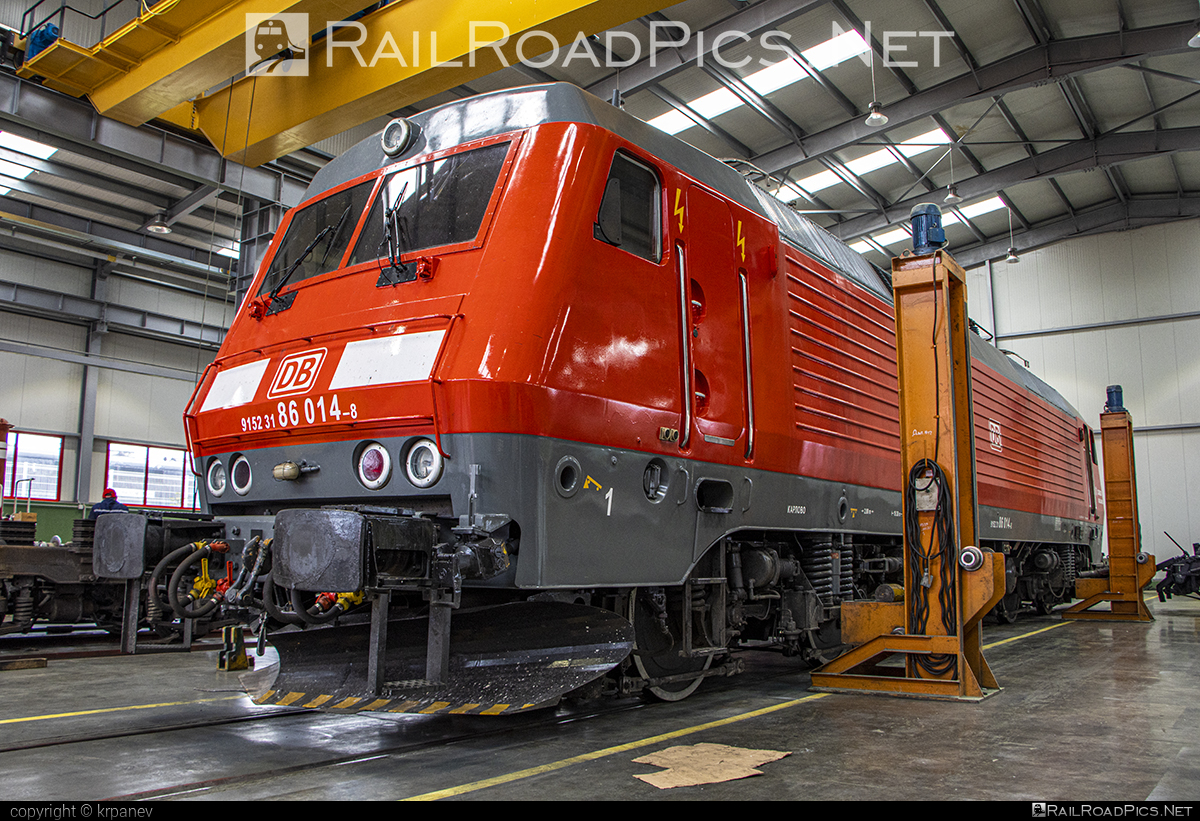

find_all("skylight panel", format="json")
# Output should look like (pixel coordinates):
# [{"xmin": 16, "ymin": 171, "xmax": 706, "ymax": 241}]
[
  {"xmin": 873, "ymin": 227, "xmax": 911, "ymax": 246},
  {"xmin": 845, "ymin": 148, "xmax": 896, "ymax": 176},
  {"xmin": 745, "ymin": 58, "xmax": 807, "ymax": 96},
  {"xmin": 959, "ymin": 196, "xmax": 1005, "ymax": 219},
  {"xmin": 841, "ymin": 130, "xmax": 950, "ymax": 178},
  {"xmin": 899, "ymin": 128, "xmax": 951, "ymax": 157},
  {"xmin": 0, "ymin": 131, "xmax": 56, "ymax": 160},
  {"xmin": 794, "ymin": 169, "xmax": 841, "ymax": 195},
  {"xmin": 689, "ymin": 87, "xmax": 741, "ymax": 119},
  {"xmin": 849, "ymin": 241, "xmax": 872, "ymax": 254},
  {"xmin": 0, "ymin": 159, "xmax": 34, "ymax": 181},
  {"xmin": 648, "ymin": 109, "xmax": 693, "ymax": 136},
  {"xmin": 801, "ymin": 30, "xmax": 870, "ymax": 72}
]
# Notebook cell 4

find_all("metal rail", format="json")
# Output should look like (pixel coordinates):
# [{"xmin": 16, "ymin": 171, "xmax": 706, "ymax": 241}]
[{"xmin": 21, "ymin": 0, "xmax": 134, "ymax": 44}]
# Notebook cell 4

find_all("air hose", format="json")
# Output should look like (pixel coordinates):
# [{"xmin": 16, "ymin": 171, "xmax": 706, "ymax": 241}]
[{"xmin": 168, "ymin": 542, "xmax": 225, "ymax": 620}]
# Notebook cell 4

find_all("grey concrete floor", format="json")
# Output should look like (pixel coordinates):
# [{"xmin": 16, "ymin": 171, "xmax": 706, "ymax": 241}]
[{"xmin": 0, "ymin": 594, "xmax": 1197, "ymax": 801}]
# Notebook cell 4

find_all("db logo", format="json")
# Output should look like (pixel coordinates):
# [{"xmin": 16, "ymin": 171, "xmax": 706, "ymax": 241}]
[
  {"xmin": 268, "ymin": 349, "xmax": 326, "ymax": 398},
  {"xmin": 989, "ymin": 419, "xmax": 1003, "ymax": 452}
]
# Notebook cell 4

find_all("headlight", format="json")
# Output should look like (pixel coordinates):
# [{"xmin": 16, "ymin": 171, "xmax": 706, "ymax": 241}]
[
  {"xmin": 404, "ymin": 439, "xmax": 443, "ymax": 488},
  {"xmin": 206, "ymin": 459, "xmax": 227, "ymax": 497},
  {"xmin": 357, "ymin": 442, "xmax": 392, "ymax": 490},
  {"xmin": 231, "ymin": 454, "xmax": 253, "ymax": 496}
]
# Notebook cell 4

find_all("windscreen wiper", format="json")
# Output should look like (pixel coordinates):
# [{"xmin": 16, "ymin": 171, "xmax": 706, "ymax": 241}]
[
  {"xmin": 248, "ymin": 225, "xmax": 334, "ymax": 319},
  {"xmin": 319, "ymin": 205, "xmax": 352, "ymax": 268},
  {"xmin": 269, "ymin": 224, "xmax": 334, "ymax": 302},
  {"xmin": 378, "ymin": 182, "xmax": 417, "ymax": 287}
]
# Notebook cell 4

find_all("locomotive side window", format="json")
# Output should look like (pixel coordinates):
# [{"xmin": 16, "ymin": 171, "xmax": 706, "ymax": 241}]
[
  {"xmin": 350, "ymin": 141, "xmax": 510, "ymax": 266},
  {"xmin": 594, "ymin": 152, "xmax": 661, "ymax": 262},
  {"xmin": 257, "ymin": 180, "xmax": 374, "ymax": 296}
]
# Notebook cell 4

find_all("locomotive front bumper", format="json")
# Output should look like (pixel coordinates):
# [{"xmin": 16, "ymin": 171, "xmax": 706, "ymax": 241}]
[{"xmin": 271, "ymin": 507, "xmax": 511, "ymax": 597}]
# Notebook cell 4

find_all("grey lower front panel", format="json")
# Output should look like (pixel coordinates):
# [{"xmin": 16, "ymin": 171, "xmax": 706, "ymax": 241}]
[
  {"xmin": 201, "ymin": 431, "xmax": 1097, "ymax": 590},
  {"xmin": 521, "ymin": 436, "xmax": 902, "ymax": 588}
]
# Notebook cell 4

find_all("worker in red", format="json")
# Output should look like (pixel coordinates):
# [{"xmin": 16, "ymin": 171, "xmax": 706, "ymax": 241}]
[{"xmin": 89, "ymin": 488, "xmax": 129, "ymax": 519}]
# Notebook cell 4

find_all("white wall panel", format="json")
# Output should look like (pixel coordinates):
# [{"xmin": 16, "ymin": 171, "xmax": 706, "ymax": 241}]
[
  {"xmin": 1097, "ymin": 230, "xmax": 1138, "ymax": 323},
  {"xmin": 0, "ymin": 248, "xmax": 91, "ymax": 296},
  {"xmin": 1133, "ymin": 431, "xmax": 1198, "ymax": 561},
  {"xmin": 0, "ymin": 312, "xmax": 85, "ymax": 434},
  {"xmin": 1136, "ymin": 322, "xmax": 1183, "ymax": 427},
  {"xmin": 93, "ymin": 332, "xmax": 205, "ymax": 446},
  {"xmin": 974, "ymin": 217, "xmax": 1200, "ymax": 559},
  {"xmin": 1125, "ymin": 226, "xmax": 1174, "ymax": 318},
  {"xmin": 106, "ymin": 276, "xmax": 235, "ymax": 327}
]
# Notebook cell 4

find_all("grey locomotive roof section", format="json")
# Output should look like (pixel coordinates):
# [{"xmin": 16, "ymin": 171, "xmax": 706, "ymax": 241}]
[
  {"xmin": 748, "ymin": 185, "xmax": 893, "ymax": 301},
  {"xmin": 307, "ymin": 83, "xmax": 891, "ymax": 296},
  {"xmin": 969, "ymin": 333, "xmax": 1081, "ymax": 421},
  {"xmin": 303, "ymin": 83, "xmax": 769, "ymax": 219}
]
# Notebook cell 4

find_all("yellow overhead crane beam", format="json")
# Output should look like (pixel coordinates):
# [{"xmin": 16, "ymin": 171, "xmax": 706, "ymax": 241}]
[
  {"xmin": 189, "ymin": 0, "xmax": 674, "ymax": 166},
  {"xmin": 17, "ymin": 0, "xmax": 365, "ymax": 126}
]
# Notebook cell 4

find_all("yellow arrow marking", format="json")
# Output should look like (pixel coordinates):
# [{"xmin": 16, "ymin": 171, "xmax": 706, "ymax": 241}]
[{"xmin": 584, "ymin": 476, "xmax": 602, "ymax": 491}]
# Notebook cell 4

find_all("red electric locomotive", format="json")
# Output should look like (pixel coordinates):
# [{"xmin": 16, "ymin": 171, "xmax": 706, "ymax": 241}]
[{"xmin": 116, "ymin": 84, "xmax": 1103, "ymax": 712}]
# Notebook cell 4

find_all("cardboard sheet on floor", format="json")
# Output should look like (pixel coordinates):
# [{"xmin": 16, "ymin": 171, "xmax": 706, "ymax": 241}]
[{"xmin": 632, "ymin": 743, "xmax": 790, "ymax": 789}]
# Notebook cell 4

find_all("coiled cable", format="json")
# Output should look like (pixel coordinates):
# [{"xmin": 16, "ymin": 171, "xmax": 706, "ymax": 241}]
[{"xmin": 905, "ymin": 459, "xmax": 958, "ymax": 677}]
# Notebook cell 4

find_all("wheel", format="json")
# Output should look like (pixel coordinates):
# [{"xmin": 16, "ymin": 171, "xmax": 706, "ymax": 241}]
[
  {"xmin": 801, "ymin": 618, "xmax": 845, "ymax": 666},
  {"xmin": 627, "ymin": 587, "xmax": 712, "ymax": 702},
  {"xmin": 995, "ymin": 591, "xmax": 1021, "ymax": 624}
]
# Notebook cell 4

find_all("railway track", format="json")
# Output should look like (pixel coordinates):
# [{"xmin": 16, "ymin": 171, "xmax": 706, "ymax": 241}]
[
  {"xmin": 3, "ymin": 617, "xmax": 1073, "ymax": 801},
  {"xmin": 105, "ymin": 697, "xmax": 652, "ymax": 801}
]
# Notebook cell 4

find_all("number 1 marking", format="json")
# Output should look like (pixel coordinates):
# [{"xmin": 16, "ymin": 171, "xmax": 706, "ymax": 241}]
[{"xmin": 605, "ymin": 487, "xmax": 613, "ymax": 516}]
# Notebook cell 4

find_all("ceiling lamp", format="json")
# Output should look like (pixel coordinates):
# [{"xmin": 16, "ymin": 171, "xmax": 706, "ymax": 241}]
[
  {"xmin": 864, "ymin": 45, "xmax": 888, "ymax": 127},
  {"xmin": 944, "ymin": 147, "xmax": 962, "ymax": 203},
  {"xmin": 1190, "ymin": 29, "xmax": 1200, "ymax": 48},
  {"xmin": 146, "ymin": 214, "xmax": 172, "ymax": 235},
  {"xmin": 865, "ymin": 101, "xmax": 888, "ymax": 128},
  {"xmin": 1005, "ymin": 207, "xmax": 1019, "ymax": 263}
]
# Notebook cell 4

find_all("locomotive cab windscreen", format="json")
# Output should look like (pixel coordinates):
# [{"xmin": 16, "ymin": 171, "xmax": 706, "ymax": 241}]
[{"xmin": 254, "ymin": 140, "xmax": 511, "ymax": 312}]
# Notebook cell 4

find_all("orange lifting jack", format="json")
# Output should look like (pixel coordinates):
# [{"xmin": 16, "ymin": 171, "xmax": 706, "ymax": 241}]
[
  {"xmin": 811, "ymin": 229, "xmax": 1003, "ymax": 701},
  {"xmin": 1061, "ymin": 391, "xmax": 1155, "ymax": 622}
]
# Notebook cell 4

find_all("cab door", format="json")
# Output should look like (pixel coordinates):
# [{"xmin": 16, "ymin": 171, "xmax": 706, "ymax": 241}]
[{"xmin": 676, "ymin": 185, "xmax": 748, "ymax": 454}]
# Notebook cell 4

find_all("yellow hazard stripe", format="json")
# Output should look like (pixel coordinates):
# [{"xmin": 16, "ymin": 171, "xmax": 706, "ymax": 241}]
[
  {"xmin": 0, "ymin": 695, "xmax": 244, "ymax": 726},
  {"xmin": 984, "ymin": 620, "xmax": 1073, "ymax": 649}
]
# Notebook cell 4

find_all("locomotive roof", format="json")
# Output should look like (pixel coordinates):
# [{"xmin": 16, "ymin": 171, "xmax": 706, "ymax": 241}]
[
  {"xmin": 309, "ymin": 83, "xmax": 1079, "ymax": 423},
  {"xmin": 306, "ymin": 83, "xmax": 893, "ymax": 298}
]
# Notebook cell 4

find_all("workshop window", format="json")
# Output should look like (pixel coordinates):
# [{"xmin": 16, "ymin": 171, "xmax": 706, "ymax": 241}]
[
  {"xmin": 105, "ymin": 443, "xmax": 200, "ymax": 510},
  {"xmin": 3, "ymin": 432, "xmax": 63, "ymax": 503}
]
